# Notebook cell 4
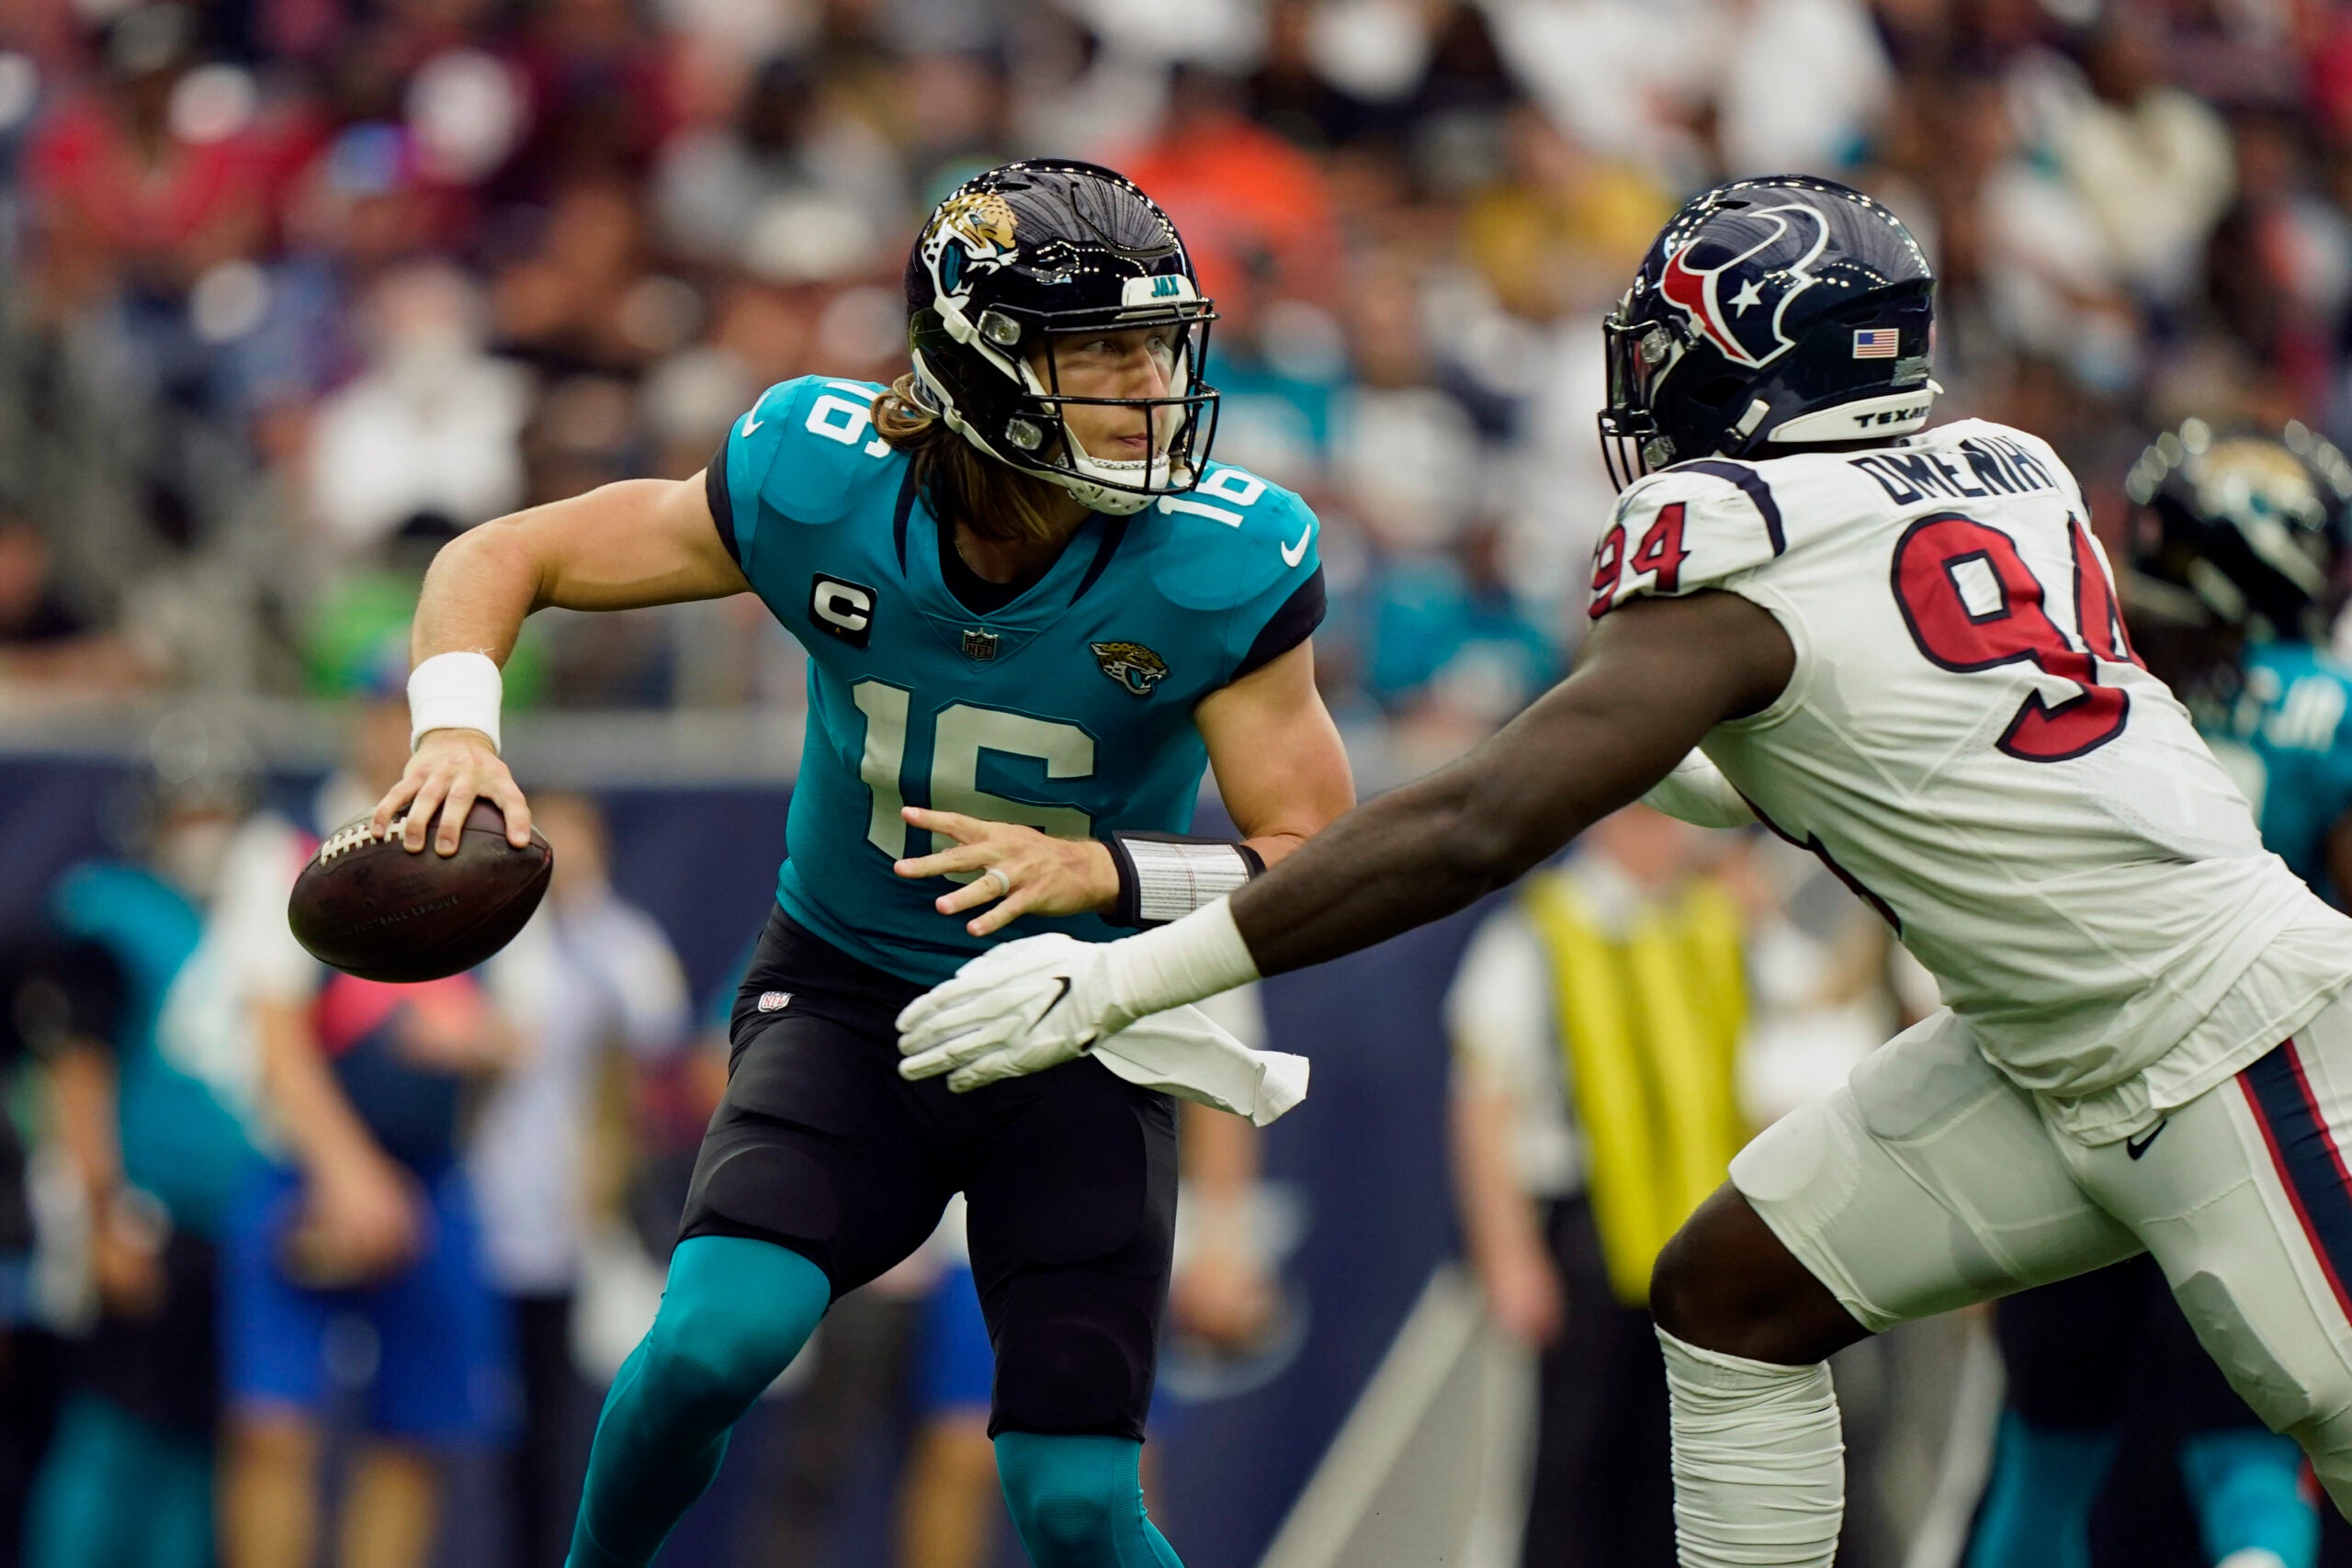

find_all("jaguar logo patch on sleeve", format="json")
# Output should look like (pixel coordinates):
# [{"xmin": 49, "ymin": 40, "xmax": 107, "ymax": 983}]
[{"xmin": 1091, "ymin": 641, "xmax": 1170, "ymax": 697}]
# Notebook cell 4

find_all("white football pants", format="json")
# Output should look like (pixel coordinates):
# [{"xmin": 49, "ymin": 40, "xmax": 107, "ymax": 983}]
[{"xmin": 1736, "ymin": 994, "xmax": 2352, "ymax": 1509}]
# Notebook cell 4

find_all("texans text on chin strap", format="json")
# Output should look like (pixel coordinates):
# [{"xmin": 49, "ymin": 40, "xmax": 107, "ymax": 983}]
[{"xmin": 896, "ymin": 900, "xmax": 1271, "ymax": 1103}]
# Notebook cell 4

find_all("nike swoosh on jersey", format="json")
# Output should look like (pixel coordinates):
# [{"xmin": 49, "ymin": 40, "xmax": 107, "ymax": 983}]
[
  {"xmin": 740, "ymin": 387, "xmax": 775, "ymax": 438},
  {"xmin": 1281, "ymin": 521, "xmax": 1313, "ymax": 568},
  {"xmin": 2125, "ymin": 1119, "xmax": 2167, "ymax": 1160}
]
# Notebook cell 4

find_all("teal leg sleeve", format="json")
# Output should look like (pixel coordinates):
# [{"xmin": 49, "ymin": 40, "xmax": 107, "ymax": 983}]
[
  {"xmin": 566, "ymin": 1236, "xmax": 831, "ymax": 1568},
  {"xmin": 25, "ymin": 1397, "xmax": 130, "ymax": 1568},
  {"xmin": 142, "ymin": 1426, "xmax": 217, "ymax": 1568},
  {"xmin": 995, "ymin": 1432, "xmax": 1184, "ymax": 1568},
  {"xmin": 2180, "ymin": 1429, "xmax": 2318, "ymax": 1568},
  {"xmin": 25, "ymin": 1396, "xmax": 212, "ymax": 1568},
  {"xmin": 1964, "ymin": 1411, "xmax": 2116, "ymax": 1568}
]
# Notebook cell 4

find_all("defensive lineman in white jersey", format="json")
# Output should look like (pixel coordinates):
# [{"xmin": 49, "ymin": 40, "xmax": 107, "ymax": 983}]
[{"xmin": 892, "ymin": 175, "xmax": 2352, "ymax": 1567}]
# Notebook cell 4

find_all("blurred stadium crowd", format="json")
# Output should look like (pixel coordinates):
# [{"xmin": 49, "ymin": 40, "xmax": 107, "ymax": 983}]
[
  {"xmin": 0, "ymin": 0, "xmax": 2342, "ymax": 762},
  {"xmin": 5, "ymin": 0, "xmax": 2352, "ymax": 1565}
]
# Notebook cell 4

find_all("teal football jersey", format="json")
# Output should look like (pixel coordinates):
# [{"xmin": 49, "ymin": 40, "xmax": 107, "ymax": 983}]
[
  {"xmin": 50, "ymin": 863, "xmax": 254, "ymax": 1237},
  {"xmin": 708, "ymin": 375, "xmax": 1326, "ymax": 982},
  {"xmin": 2203, "ymin": 641, "xmax": 2352, "ymax": 899}
]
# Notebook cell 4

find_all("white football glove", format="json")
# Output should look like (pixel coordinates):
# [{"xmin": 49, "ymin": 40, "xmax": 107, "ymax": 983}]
[{"xmin": 895, "ymin": 933, "xmax": 1137, "ymax": 1093}]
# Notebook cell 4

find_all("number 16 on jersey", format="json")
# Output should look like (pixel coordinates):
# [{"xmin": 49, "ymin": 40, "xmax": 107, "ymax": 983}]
[{"xmin": 852, "ymin": 682, "xmax": 1098, "ymax": 880}]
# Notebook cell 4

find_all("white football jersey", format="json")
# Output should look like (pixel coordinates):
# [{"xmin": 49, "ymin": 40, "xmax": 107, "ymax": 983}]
[{"xmin": 1595, "ymin": 418, "xmax": 2352, "ymax": 1140}]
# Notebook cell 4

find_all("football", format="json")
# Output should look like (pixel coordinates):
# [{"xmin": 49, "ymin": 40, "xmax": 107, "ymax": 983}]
[{"xmin": 288, "ymin": 800, "xmax": 553, "ymax": 984}]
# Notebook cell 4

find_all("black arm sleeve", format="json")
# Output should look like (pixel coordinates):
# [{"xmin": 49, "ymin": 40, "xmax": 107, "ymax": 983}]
[
  {"xmin": 1234, "ymin": 566, "xmax": 1327, "ymax": 681},
  {"xmin": 706, "ymin": 439, "xmax": 741, "ymax": 568}
]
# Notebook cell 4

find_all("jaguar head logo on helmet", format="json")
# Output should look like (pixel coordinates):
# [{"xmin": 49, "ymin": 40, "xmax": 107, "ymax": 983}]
[
  {"xmin": 877, "ymin": 159, "xmax": 1221, "ymax": 526},
  {"xmin": 1599, "ymin": 175, "xmax": 1938, "ymax": 489},
  {"xmin": 2123, "ymin": 418, "xmax": 2352, "ymax": 671}
]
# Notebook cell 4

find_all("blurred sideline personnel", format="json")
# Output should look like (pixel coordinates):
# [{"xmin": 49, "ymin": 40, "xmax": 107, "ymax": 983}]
[
  {"xmin": 0, "ymin": 957, "xmax": 40, "ymax": 1568},
  {"xmin": 895, "ymin": 986, "xmax": 1283, "ymax": 1568},
  {"xmin": 370, "ymin": 159, "xmax": 1352, "ymax": 1568},
  {"xmin": 220, "ymin": 679, "xmax": 516, "ymax": 1568},
  {"xmin": 899, "ymin": 175, "xmax": 2352, "ymax": 1566},
  {"xmin": 15, "ymin": 729, "xmax": 256, "ymax": 1568},
  {"xmin": 469, "ymin": 793, "xmax": 692, "ymax": 1568},
  {"xmin": 1962, "ymin": 425, "xmax": 2352, "ymax": 1568},
  {"xmin": 1449, "ymin": 805, "xmax": 1748, "ymax": 1567}
]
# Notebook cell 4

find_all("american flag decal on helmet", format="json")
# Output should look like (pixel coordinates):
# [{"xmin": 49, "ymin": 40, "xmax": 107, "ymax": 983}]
[{"xmin": 1852, "ymin": 329, "xmax": 1899, "ymax": 359}]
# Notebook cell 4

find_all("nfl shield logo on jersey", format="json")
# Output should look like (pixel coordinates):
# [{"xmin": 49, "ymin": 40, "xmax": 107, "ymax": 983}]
[
  {"xmin": 757, "ymin": 991, "xmax": 791, "ymax": 1012},
  {"xmin": 961, "ymin": 628, "xmax": 1001, "ymax": 661}
]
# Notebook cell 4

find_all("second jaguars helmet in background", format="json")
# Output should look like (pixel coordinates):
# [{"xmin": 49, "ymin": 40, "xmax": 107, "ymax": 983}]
[
  {"xmin": 903, "ymin": 158, "xmax": 1219, "ymax": 515},
  {"xmin": 1598, "ymin": 175, "xmax": 1937, "ymax": 487},
  {"xmin": 2124, "ymin": 419, "xmax": 2352, "ymax": 645}
]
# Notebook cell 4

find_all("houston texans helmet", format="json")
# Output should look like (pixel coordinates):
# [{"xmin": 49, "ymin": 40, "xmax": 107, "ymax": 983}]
[
  {"xmin": 2123, "ymin": 419, "xmax": 2352, "ymax": 645},
  {"xmin": 1599, "ymin": 175, "xmax": 1937, "ymax": 488},
  {"xmin": 904, "ymin": 159, "xmax": 1218, "ymax": 515}
]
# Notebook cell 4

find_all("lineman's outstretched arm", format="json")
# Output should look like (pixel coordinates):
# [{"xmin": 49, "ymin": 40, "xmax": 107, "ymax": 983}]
[
  {"xmin": 1227, "ymin": 590, "xmax": 1791, "ymax": 976},
  {"xmin": 898, "ymin": 591, "xmax": 1792, "ymax": 1081},
  {"xmin": 372, "ymin": 476, "xmax": 748, "ymax": 852}
]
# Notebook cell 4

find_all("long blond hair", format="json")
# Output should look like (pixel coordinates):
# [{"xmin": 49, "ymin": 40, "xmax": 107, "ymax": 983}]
[{"xmin": 870, "ymin": 375, "xmax": 1073, "ymax": 545}]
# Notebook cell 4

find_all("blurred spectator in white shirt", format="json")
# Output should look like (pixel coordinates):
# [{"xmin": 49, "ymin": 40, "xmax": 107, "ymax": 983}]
[
  {"xmin": 1709, "ymin": 0, "xmax": 1892, "ymax": 176},
  {"xmin": 2038, "ymin": 11, "xmax": 2235, "ymax": 305},
  {"xmin": 305, "ymin": 261, "xmax": 531, "ymax": 558},
  {"xmin": 1489, "ymin": 0, "xmax": 1889, "ymax": 184}
]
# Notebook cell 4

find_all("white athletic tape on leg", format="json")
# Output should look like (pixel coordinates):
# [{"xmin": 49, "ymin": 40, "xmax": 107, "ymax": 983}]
[{"xmin": 1657, "ymin": 1327, "xmax": 1844, "ymax": 1568}]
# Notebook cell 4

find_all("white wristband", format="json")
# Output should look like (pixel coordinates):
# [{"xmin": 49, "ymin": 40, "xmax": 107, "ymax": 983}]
[
  {"xmin": 1103, "ymin": 898, "xmax": 1262, "ymax": 1024},
  {"xmin": 408, "ymin": 651, "xmax": 503, "ymax": 754}
]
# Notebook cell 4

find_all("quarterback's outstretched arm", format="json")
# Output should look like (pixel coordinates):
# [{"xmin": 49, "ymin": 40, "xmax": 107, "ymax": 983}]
[
  {"xmin": 898, "ymin": 590, "xmax": 1793, "ymax": 1087},
  {"xmin": 413, "ymin": 476, "xmax": 747, "ymax": 660},
  {"xmin": 374, "ymin": 475, "xmax": 749, "ymax": 852}
]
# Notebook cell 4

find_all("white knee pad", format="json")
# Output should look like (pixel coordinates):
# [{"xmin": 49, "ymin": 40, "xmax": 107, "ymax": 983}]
[{"xmin": 1658, "ymin": 1328, "xmax": 1845, "ymax": 1568}]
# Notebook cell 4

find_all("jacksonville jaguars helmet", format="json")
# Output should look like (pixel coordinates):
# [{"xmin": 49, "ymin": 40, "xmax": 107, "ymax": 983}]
[
  {"xmin": 2123, "ymin": 419, "xmax": 2352, "ymax": 645},
  {"xmin": 904, "ymin": 159, "xmax": 1218, "ymax": 515},
  {"xmin": 1599, "ymin": 175, "xmax": 1937, "ymax": 488}
]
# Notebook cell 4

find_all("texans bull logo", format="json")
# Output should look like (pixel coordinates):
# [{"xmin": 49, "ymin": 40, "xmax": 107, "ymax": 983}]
[{"xmin": 1657, "ymin": 203, "xmax": 1831, "ymax": 370}]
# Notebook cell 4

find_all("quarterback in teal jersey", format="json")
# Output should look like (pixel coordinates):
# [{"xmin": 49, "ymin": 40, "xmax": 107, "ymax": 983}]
[
  {"xmin": 369, "ymin": 160, "xmax": 1351, "ymax": 1568},
  {"xmin": 712, "ymin": 367, "xmax": 1332, "ymax": 980}
]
